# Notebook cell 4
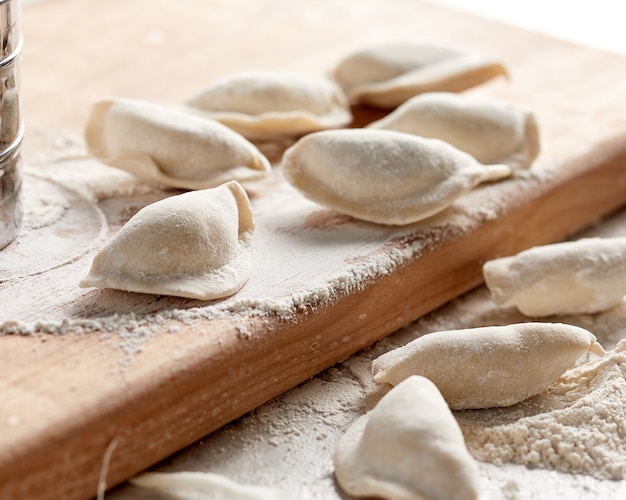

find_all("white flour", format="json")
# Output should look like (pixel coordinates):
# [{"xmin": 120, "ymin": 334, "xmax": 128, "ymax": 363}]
[
  {"xmin": 26, "ymin": 159, "xmax": 160, "ymax": 203},
  {"xmin": 21, "ymin": 191, "xmax": 70, "ymax": 230}
]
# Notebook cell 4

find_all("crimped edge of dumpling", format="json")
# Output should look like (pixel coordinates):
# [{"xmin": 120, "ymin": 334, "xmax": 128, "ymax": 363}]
[
  {"xmin": 84, "ymin": 99, "xmax": 115, "ymax": 160},
  {"xmin": 503, "ymin": 109, "xmax": 541, "ymax": 170},
  {"xmin": 180, "ymin": 106, "xmax": 353, "ymax": 141},
  {"xmin": 113, "ymin": 150, "xmax": 271, "ymax": 191},
  {"xmin": 349, "ymin": 54, "xmax": 509, "ymax": 109},
  {"xmin": 180, "ymin": 71, "xmax": 353, "ymax": 140},
  {"xmin": 80, "ymin": 182, "xmax": 255, "ymax": 301}
]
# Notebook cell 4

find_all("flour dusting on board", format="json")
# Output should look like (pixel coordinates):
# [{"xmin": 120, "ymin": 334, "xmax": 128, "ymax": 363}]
[
  {"xmin": 27, "ymin": 158, "xmax": 162, "ymax": 203},
  {"xmin": 1, "ymin": 142, "xmax": 495, "ymax": 350},
  {"xmin": 21, "ymin": 190, "xmax": 70, "ymax": 230}
]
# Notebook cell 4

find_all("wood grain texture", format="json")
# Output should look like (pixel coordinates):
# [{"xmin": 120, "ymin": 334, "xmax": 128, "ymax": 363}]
[{"xmin": 3, "ymin": 0, "xmax": 626, "ymax": 499}]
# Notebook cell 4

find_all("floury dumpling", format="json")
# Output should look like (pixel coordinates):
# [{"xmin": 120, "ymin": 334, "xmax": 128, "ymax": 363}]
[
  {"xmin": 372, "ymin": 323, "xmax": 604, "ymax": 409},
  {"xmin": 332, "ymin": 41, "xmax": 508, "ymax": 109},
  {"xmin": 131, "ymin": 471, "xmax": 285, "ymax": 500},
  {"xmin": 368, "ymin": 92, "xmax": 540, "ymax": 170},
  {"xmin": 85, "ymin": 97, "xmax": 271, "ymax": 190},
  {"xmin": 182, "ymin": 70, "xmax": 352, "ymax": 140},
  {"xmin": 80, "ymin": 181, "xmax": 255, "ymax": 300},
  {"xmin": 484, "ymin": 237, "xmax": 626, "ymax": 316},
  {"xmin": 281, "ymin": 128, "xmax": 511, "ymax": 225},
  {"xmin": 334, "ymin": 375, "xmax": 481, "ymax": 500}
]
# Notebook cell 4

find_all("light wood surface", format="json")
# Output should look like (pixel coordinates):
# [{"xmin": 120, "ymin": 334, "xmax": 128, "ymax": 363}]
[{"xmin": 3, "ymin": 1, "xmax": 626, "ymax": 499}]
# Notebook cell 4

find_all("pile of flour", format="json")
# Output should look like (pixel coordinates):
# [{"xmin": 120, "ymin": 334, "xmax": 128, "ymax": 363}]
[{"xmin": 459, "ymin": 338, "xmax": 626, "ymax": 480}]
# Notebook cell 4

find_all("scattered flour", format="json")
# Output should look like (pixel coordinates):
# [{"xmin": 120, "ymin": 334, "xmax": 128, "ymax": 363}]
[
  {"xmin": 129, "ymin": 355, "xmax": 382, "ymax": 500},
  {"xmin": 26, "ymin": 158, "xmax": 161, "ymax": 203},
  {"xmin": 0, "ymin": 237, "xmax": 426, "ymax": 367},
  {"xmin": 26, "ymin": 128, "xmax": 162, "ymax": 202},
  {"xmin": 21, "ymin": 191, "xmax": 70, "ymax": 230}
]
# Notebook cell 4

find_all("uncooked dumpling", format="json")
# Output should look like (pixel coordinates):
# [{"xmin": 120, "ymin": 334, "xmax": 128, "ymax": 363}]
[
  {"xmin": 80, "ymin": 181, "xmax": 254, "ymax": 300},
  {"xmin": 131, "ymin": 471, "xmax": 285, "ymax": 500},
  {"xmin": 368, "ymin": 92, "xmax": 540, "ymax": 170},
  {"xmin": 372, "ymin": 323, "xmax": 604, "ymax": 410},
  {"xmin": 85, "ymin": 97, "xmax": 271, "ymax": 190},
  {"xmin": 483, "ymin": 237, "xmax": 626, "ymax": 316},
  {"xmin": 334, "ymin": 375, "xmax": 481, "ymax": 500},
  {"xmin": 281, "ymin": 128, "xmax": 511, "ymax": 225},
  {"xmin": 333, "ymin": 41, "xmax": 508, "ymax": 109},
  {"xmin": 182, "ymin": 70, "xmax": 352, "ymax": 140}
]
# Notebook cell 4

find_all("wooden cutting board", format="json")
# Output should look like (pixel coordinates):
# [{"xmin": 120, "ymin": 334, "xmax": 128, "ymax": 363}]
[{"xmin": 3, "ymin": 1, "xmax": 626, "ymax": 499}]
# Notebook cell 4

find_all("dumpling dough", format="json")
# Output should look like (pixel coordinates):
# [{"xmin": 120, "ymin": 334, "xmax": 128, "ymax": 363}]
[
  {"xmin": 182, "ymin": 70, "xmax": 352, "ymax": 140},
  {"xmin": 80, "ymin": 181, "xmax": 254, "ymax": 300},
  {"xmin": 332, "ymin": 41, "xmax": 508, "ymax": 109},
  {"xmin": 368, "ymin": 92, "xmax": 540, "ymax": 170},
  {"xmin": 85, "ymin": 97, "xmax": 271, "ymax": 190},
  {"xmin": 483, "ymin": 237, "xmax": 626, "ymax": 316},
  {"xmin": 131, "ymin": 471, "xmax": 285, "ymax": 500},
  {"xmin": 334, "ymin": 375, "xmax": 481, "ymax": 500},
  {"xmin": 281, "ymin": 128, "xmax": 511, "ymax": 225},
  {"xmin": 372, "ymin": 323, "xmax": 604, "ymax": 410}
]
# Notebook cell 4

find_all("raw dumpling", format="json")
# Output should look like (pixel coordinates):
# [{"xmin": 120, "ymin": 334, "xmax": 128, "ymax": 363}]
[
  {"xmin": 281, "ymin": 128, "xmax": 511, "ymax": 225},
  {"xmin": 85, "ymin": 97, "xmax": 271, "ymax": 190},
  {"xmin": 372, "ymin": 323, "xmax": 604, "ymax": 410},
  {"xmin": 131, "ymin": 471, "xmax": 285, "ymax": 500},
  {"xmin": 80, "ymin": 181, "xmax": 254, "ymax": 300},
  {"xmin": 333, "ymin": 41, "xmax": 508, "ymax": 109},
  {"xmin": 483, "ymin": 237, "xmax": 626, "ymax": 316},
  {"xmin": 368, "ymin": 92, "xmax": 540, "ymax": 170},
  {"xmin": 334, "ymin": 375, "xmax": 481, "ymax": 500},
  {"xmin": 182, "ymin": 70, "xmax": 352, "ymax": 140}
]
